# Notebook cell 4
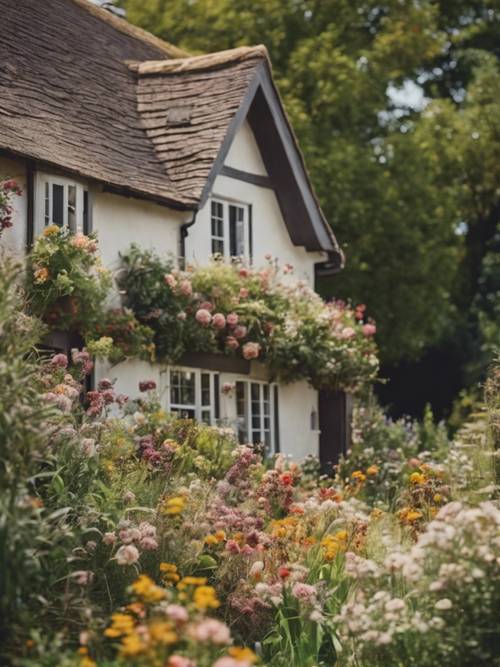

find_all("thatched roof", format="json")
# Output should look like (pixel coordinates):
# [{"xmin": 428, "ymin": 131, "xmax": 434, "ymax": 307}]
[{"xmin": 0, "ymin": 0, "xmax": 341, "ymax": 257}]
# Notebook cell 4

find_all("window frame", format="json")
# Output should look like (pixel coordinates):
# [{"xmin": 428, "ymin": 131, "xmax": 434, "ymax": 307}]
[
  {"xmin": 210, "ymin": 197, "xmax": 250, "ymax": 260},
  {"xmin": 34, "ymin": 172, "xmax": 90, "ymax": 237},
  {"xmin": 235, "ymin": 379, "xmax": 277, "ymax": 455},
  {"xmin": 166, "ymin": 367, "xmax": 219, "ymax": 425}
]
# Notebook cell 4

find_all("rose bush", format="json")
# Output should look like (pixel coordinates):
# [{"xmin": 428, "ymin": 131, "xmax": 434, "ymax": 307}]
[{"xmin": 118, "ymin": 246, "xmax": 379, "ymax": 393}]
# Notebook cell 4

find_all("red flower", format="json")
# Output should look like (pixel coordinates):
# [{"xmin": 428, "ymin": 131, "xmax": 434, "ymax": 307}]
[{"xmin": 278, "ymin": 566, "xmax": 291, "ymax": 579}]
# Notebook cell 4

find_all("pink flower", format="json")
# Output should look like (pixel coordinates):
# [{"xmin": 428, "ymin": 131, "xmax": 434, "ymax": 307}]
[
  {"xmin": 212, "ymin": 313, "xmax": 226, "ymax": 329},
  {"xmin": 227, "ymin": 313, "xmax": 239, "ymax": 327},
  {"xmin": 291, "ymin": 582, "xmax": 317, "ymax": 604},
  {"xmin": 195, "ymin": 309, "xmax": 212, "ymax": 326},
  {"xmin": 341, "ymin": 327, "xmax": 355, "ymax": 339},
  {"xmin": 199, "ymin": 301, "xmax": 214, "ymax": 312},
  {"xmin": 139, "ymin": 380, "xmax": 156, "ymax": 392},
  {"xmin": 242, "ymin": 342, "xmax": 261, "ymax": 360},
  {"xmin": 239, "ymin": 267, "xmax": 249, "ymax": 278},
  {"xmin": 164, "ymin": 274, "xmax": 177, "ymax": 288},
  {"xmin": 192, "ymin": 619, "xmax": 231, "ymax": 644},
  {"xmin": 225, "ymin": 336, "xmax": 239, "ymax": 350},
  {"xmin": 115, "ymin": 544, "xmax": 140, "ymax": 566},
  {"xmin": 50, "ymin": 353, "xmax": 68, "ymax": 368},
  {"xmin": 166, "ymin": 604, "xmax": 189, "ymax": 623},
  {"xmin": 103, "ymin": 532, "xmax": 116, "ymax": 545},
  {"xmin": 123, "ymin": 490, "xmax": 136, "ymax": 503},
  {"xmin": 239, "ymin": 288, "xmax": 249, "ymax": 299},
  {"xmin": 168, "ymin": 657, "xmax": 196, "ymax": 667},
  {"xmin": 233, "ymin": 325, "xmax": 247, "ymax": 339},
  {"xmin": 362, "ymin": 323, "xmax": 376, "ymax": 337},
  {"xmin": 214, "ymin": 658, "xmax": 251, "ymax": 667},
  {"xmin": 72, "ymin": 570, "xmax": 94, "ymax": 585},
  {"xmin": 178, "ymin": 280, "xmax": 193, "ymax": 297}
]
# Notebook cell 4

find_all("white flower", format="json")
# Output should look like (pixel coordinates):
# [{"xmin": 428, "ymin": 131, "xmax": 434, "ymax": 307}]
[
  {"xmin": 115, "ymin": 544, "xmax": 140, "ymax": 566},
  {"xmin": 435, "ymin": 598, "xmax": 453, "ymax": 611}
]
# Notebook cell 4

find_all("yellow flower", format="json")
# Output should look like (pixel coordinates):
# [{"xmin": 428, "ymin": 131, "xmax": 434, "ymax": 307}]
[
  {"xmin": 351, "ymin": 470, "xmax": 366, "ymax": 482},
  {"xmin": 149, "ymin": 621, "xmax": 178, "ymax": 645},
  {"xmin": 371, "ymin": 508, "xmax": 384, "ymax": 519},
  {"xmin": 321, "ymin": 529, "xmax": 348, "ymax": 561},
  {"xmin": 34, "ymin": 267, "xmax": 49, "ymax": 284},
  {"xmin": 406, "ymin": 510, "xmax": 423, "ymax": 522},
  {"xmin": 43, "ymin": 224, "xmax": 59, "ymax": 236},
  {"xmin": 104, "ymin": 612, "xmax": 135, "ymax": 638},
  {"xmin": 193, "ymin": 585, "xmax": 220, "ymax": 610},
  {"xmin": 161, "ymin": 496, "xmax": 186, "ymax": 515},
  {"xmin": 433, "ymin": 493, "xmax": 443, "ymax": 503},
  {"xmin": 228, "ymin": 646, "xmax": 258, "ymax": 663},
  {"xmin": 367, "ymin": 465, "xmax": 379, "ymax": 476},
  {"xmin": 160, "ymin": 562, "xmax": 180, "ymax": 584},
  {"xmin": 120, "ymin": 632, "xmax": 146, "ymax": 657},
  {"xmin": 130, "ymin": 575, "xmax": 166, "ymax": 603},
  {"xmin": 409, "ymin": 472, "xmax": 425, "ymax": 485},
  {"xmin": 177, "ymin": 576, "xmax": 207, "ymax": 590},
  {"xmin": 80, "ymin": 657, "xmax": 97, "ymax": 667},
  {"xmin": 205, "ymin": 534, "xmax": 218, "ymax": 546}
]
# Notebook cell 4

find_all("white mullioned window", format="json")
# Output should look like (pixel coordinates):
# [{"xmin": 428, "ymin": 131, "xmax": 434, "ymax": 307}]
[
  {"xmin": 167, "ymin": 368, "xmax": 219, "ymax": 425},
  {"xmin": 235, "ymin": 380, "xmax": 278, "ymax": 455},
  {"xmin": 210, "ymin": 198, "xmax": 250, "ymax": 259},
  {"xmin": 36, "ymin": 172, "xmax": 90, "ymax": 236}
]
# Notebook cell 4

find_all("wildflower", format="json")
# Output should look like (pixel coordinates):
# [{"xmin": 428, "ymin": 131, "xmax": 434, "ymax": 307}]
[
  {"xmin": 115, "ymin": 544, "xmax": 140, "ymax": 566},
  {"xmin": 406, "ymin": 510, "xmax": 423, "ymax": 522},
  {"xmin": 362, "ymin": 323, "xmax": 376, "ymax": 336},
  {"xmin": 104, "ymin": 612, "xmax": 135, "ymax": 638},
  {"xmin": 435, "ymin": 598, "xmax": 453, "ymax": 611},
  {"xmin": 193, "ymin": 618, "xmax": 231, "ymax": 644},
  {"xmin": 162, "ymin": 496, "xmax": 186, "ymax": 515},
  {"xmin": 409, "ymin": 472, "xmax": 426, "ymax": 485},
  {"xmin": 341, "ymin": 327, "xmax": 355, "ymax": 339},
  {"xmin": 228, "ymin": 646, "xmax": 257, "ymax": 663},
  {"xmin": 351, "ymin": 470, "xmax": 366, "ymax": 482},
  {"xmin": 148, "ymin": 620, "xmax": 177, "ymax": 645},
  {"xmin": 366, "ymin": 464, "xmax": 379, "ymax": 476},
  {"xmin": 160, "ymin": 562, "xmax": 180, "ymax": 584},
  {"xmin": 130, "ymin": 575, "xmax": 166, "ymax": 603},
  {"xmin": 279, "ymin": 471, "xmax": 293, "ymax": 486},
  {"xmin": 195, "ymin": 308, "xmax": 212, "ymax": 326},
  {"xmin": 166, "ymin": 604, "xmax": 189, "ymax": 623},
  {"xmin": 249, "ymin": 561, "xmax": 265, "ymax": 578},
  {"xmin": 120, "ymin": 632, "xmax": 146, "ymax": 657},
  {"xmin": 193, "ymin": 585, "xmax": 220, "ymax": 610},
  {"xmin": 72, "ymin": 570, "xmax": 94, "ymax": 586},
  {"xmin": 50, "ymin": 353, "xmax": 68, "ymax": 368},
  {"xmin": 278, "ymin": 566, "xmax": 291, "ymax": 579},
  {"xmin": 168, "ymin": 657, "xmax": 196, "ymax": 667},
  {"xmin": 291, "ymin": 582, "xmax": 317, "ymax": 605},
  {"xmin": 123, "ymin": 490, "xmax": 136, "ymax": 504}
]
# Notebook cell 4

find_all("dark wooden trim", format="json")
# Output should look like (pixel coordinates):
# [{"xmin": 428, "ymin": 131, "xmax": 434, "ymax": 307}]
[
  {"xmin": 26, "ymin": 161, "xmax": 35, "ymax": 250},
  {"xmin": 220, "ymin": 165, "xmax": 273, "ymax": 189},
  {"xmin": 273, "ymin": 384, "xmax": 280, "ymax": 453},
  {"xmin": 178, "ymin": 351, "xmax": 251, "ymax": 375},
  {"xmin": 318, "ymin": 390, "xmax": 353, "ymax": 474},
  {"xmin": 248, "ymin": 203, "xmax": 253, "ymax": 262},
  {"xmin": 214, "ymin": 374, "xmax": 220, "ymax": 420}
]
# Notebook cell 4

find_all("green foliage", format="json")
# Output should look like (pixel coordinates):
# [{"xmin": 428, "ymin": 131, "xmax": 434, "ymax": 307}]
[{"xmin": 86, "ymin": 308, "xmax": 156, "ymax": 365}]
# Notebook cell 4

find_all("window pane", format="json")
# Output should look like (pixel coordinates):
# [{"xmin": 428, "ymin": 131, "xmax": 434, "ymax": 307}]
[
  {"xmin": 52, "ymin": 184, "xmax": 64, "ymax": 226},
  {"xmin": 201, "ymin": 373, "xmax": 211, "ymax": 406},
  {"xmin": 211, "ymin": 200, "xmax": 224, "ymax": 256},
  {"xmin": 201, "ymin": 409, "xmax": 211, "ymax": 425},
  {"xmin": 68, "ymin": 184, "xmax": 76, "ymax": 232},
  {"xmin": 44, "ymin": 182, "xmax": 50, "ymax": 225},
  {"xmin": 83, "ymin": 190, "xmax": 89, "ymax": 234},
  {"xmin": 236, "ymin": 382, "xmax": 248, "ymax": 443},
  {"xmin": 229, "ymin": 205, "xmax": 245, "ymax": 257}
]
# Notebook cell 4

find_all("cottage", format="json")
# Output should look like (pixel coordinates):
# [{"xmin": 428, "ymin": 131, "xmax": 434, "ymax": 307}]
[{"xmin": 0, "ymin": 0, "xmax": 357, "ymax": 464}]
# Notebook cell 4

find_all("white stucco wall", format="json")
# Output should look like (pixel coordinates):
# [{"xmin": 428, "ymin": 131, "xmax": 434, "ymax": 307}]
[
  {"xmin": 185, "ymin": 123, "xmax": 326, "ymax": 286},
  {"xmin": 0, "ymin": 155, "xmax": 27, "ymax": 258},
  {"xmin": 224, "ymin": 120, "xmax": 268, "ymax": 176}
]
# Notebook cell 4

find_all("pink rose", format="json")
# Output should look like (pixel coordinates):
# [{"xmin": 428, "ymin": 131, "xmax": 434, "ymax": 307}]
[
  {"xmin": 103, "ymin": 532, "xmax": 116, "ymax": 545},
  {"xmin": 212, "ymin": 313, "xmax": 226, "ymax": 329},
  {"xmin": 233, "ymin": 325, "xmax": 247, "ymax": 339},
  {"xmin": 239, "ymin": 267, "xmax": 249, "ymax": 278},
  {"xmin": 225, "ymin": 336, "xmax": 239, "ymax": 350},
  {"xmin": 50, "ymin": 353, "xmax": 68, "ymax": 368},
  {"xmin": 362, "ymin": 323, "xmax": 376, "ymax": 337},
  {"xmin": 195, "ymin": 309, "xmax": 212, "ymax": 326},
  {"xmin": 226, "ymin": 312, "xmax": 239, "ymax": 327},
  {"xmin": 199, "ymin": 301, "xmax": 214, "ymax": 312},
  {"xmin": 164, "ymin": 274, "xmax": 177, "ymax": 288},
  {"xmin": 341, "ymin": 327, "xmax": 355, "ymax": 340},
  {"xmin": 178, "ymin": 280, "xmax": 193, "ymax": 297},
  {"xmin": 242, "ymin": 342, "xmax": 261, "ymax": 360}
]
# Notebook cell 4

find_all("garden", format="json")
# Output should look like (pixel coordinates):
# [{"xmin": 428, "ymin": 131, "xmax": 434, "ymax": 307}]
[{"xmin": 1, "ymin": 182, "xmax": 499, "ymax": 667}]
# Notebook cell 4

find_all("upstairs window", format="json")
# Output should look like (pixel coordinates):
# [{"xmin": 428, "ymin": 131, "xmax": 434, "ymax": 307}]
[
  {"xmin": 210, "ymin": 198, "xmax": 250, "ymax": 259},
  {"xmin": 235, "ymin": 380, "xmax": 278, "ymax": 455},
  {"xmin": 37, "ymin": 174, "xmax": 90, "ymax": 236},
  {"xmin": 167, "ymin": 368, "xmax": 219, "ymax": 425}
]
